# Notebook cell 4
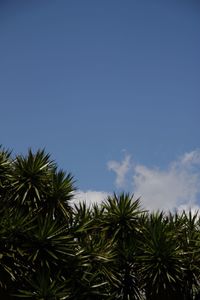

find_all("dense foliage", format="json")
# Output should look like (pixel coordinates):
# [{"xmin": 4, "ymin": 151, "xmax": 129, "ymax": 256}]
[{"xmin": 1, "ymin": 147, "xmax": 200, "ymax": 299}]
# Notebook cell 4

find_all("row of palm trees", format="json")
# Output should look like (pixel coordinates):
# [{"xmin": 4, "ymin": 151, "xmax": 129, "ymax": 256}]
[{"xmin": 0, "ymin": 146, "xmax": 200, "ymax": 299}]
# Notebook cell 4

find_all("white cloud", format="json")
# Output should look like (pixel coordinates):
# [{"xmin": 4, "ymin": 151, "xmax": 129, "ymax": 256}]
[
  {"xmin": 177, "ymin": 203, "xmax": 200, "ymax": 216},
  {"xmin": 73, "ymin": 190, "xmax": 109, "ymax": 207},
  {"xmin": 133, "ymin": 164, "xmax": 200, "ymax": 211},
  {"xmin": 107, "ymin": 154, "xmax": 131, "ymax": 188},
  {"xmin": 107, "ymin": 150, "xmax": 200, "ymax": 212},
  {"xmin": 177, "ymin": 149, "xmax": 200, "ymax": 167},
  {"xmin": 72, "ymin": 150, "xmax": 200, "ymax": 212}
]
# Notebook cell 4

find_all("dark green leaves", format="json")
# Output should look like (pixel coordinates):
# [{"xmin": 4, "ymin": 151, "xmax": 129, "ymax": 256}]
[{"xmin": 1, "ymin": 146, "xmax": 200, "ymax": 299}]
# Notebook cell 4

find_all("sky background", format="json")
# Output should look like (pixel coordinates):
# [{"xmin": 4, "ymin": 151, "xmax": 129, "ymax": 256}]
[{"xmin": 1, "ymin": 0, "xmax": 200, "ymax": 211}]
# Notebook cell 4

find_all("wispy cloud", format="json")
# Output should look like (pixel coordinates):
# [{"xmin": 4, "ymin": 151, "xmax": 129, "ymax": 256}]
[
  {"xmin": 180, "ymin": 150, "xmax": 200, "ymax": 166},
  {"xmin": 107, "ymin": 154, "xmax": 131, "ymax": 188}
]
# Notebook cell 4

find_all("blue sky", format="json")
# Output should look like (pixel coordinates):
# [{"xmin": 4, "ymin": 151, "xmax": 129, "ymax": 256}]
[{"xmin": 1, "ymin": 0, "xmax": 200, "ymax": 210}]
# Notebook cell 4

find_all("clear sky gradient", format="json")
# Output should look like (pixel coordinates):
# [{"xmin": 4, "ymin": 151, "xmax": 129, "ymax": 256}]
[{"xmin": 1, "ymin": 0, "xmax": 200, "ymax": 210}]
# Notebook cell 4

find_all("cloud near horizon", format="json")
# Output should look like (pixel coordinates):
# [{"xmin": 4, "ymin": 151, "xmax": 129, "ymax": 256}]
[
  {"xmin": 109, "ymin": 150, "xmax": 200, "ymax": 211},
  {"xmin": 73, "ymin": 190, "xmax": 109, "ymax": 207},
  {"xmin": 74, "ymin": 150, "xmax": 200, "ymax": 212}
]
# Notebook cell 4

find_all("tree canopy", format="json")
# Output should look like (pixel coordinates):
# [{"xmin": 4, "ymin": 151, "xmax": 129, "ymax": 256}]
[{"xmin": 0, "ymin": 146, "xmax": 200, "ymax": 299}]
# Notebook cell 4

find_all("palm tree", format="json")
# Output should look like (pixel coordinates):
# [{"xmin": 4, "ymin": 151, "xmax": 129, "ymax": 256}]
[
  {"xmin": 70, "ymin": 202, "xmax": 117, "ymax": 299},
  {"xmin": 0, "ymin": 146, "xmax": 12, "ymax": 211},
  {"xmin": 177, "ymin": 211, "xmax": 200, "ymax": 299},
  {"xmin": 15, "ymin": 269, "xmax": 70, "ymax": 299},
  {"xmin": 10, "ymin": 149, "xmax": 55, "ymax": 213},
  {"xmin": 14, "ymin": 214, "xmax": 77, "ymax": 299},
  {"xmin": 44, "ymin": 169, "xmax": 75, "ymax": 221},
  {"xmin": 101, "ymin": 193, "xmax": 144, "ymax": 300},
  {"xmin": 0, "ymin": 147, "xmax": 19, "ymax": 298},
  {"xmin": 0, "ymin": 202, "xmax": 33, "ymax": 298},
  {"xmin": 139, "ymin": 211, "xmax": 184, "ymax": 300},
  {"xmin": 0, "ymin": 148, "xmax": 76, "ymax": 298}
]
